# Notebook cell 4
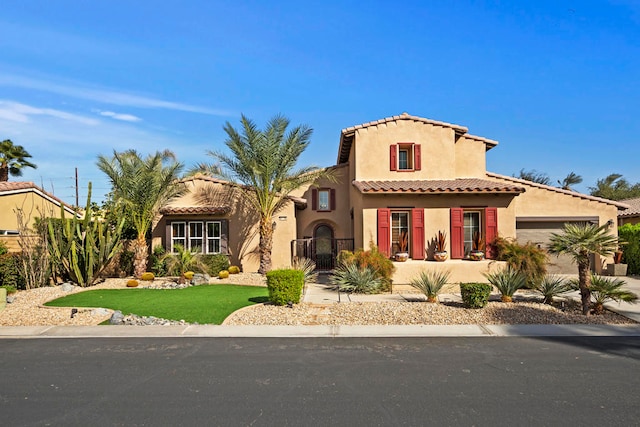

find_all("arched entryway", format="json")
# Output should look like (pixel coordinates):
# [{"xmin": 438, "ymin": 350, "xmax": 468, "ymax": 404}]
[{"xmin": 313, "ymin": 224, "xmax": 334, "ymax": 271}]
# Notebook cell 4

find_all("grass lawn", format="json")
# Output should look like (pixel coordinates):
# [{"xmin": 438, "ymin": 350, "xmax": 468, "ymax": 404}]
[{"xmin": 44, "ymin": 285, "xmax": 270, "ymax": 325}]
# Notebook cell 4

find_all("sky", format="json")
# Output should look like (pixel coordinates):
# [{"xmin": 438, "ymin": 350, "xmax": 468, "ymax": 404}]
[{"xmin": 1, "ymin": 0, "xmax": 639, "ymax": 204}]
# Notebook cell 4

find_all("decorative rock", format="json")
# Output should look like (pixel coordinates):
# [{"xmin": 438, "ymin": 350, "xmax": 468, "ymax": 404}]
[
  {"xmin": 60, "ymin": 283, "xmax": 76, "ymax": 292},
  {"xmin": 91, "ymin": 308, "xmax": 111, "ymax": 316},
  {"xmin": 6, "ymin": 295, "xmax": 15, "ymax": 304},
  {"xmin": 110, "ymin": 310, "xmax": 125, "ymax": 325},
  {"xmin": 191, "ymin": 273, "xmax": 211, "ymax": 286}
]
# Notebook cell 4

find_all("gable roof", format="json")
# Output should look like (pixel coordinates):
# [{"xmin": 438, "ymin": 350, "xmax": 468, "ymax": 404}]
[
  {"xmin": 353, "ymin": 178, "xmax": 525, "ymax": 194},
  {"xmin": 486, "ymin": 172, "xmax": 630, "ymax": 209},
  {"xmin": 0, "ymin": 181, "xmax": 77, "ymax": 216},
  {"xmin": 338, "ymin": 112, "xmax": 496, "ymax": 164},
  {"xmin": 618, "ymin": 197, "xmax": 640, "ymax": 217}
]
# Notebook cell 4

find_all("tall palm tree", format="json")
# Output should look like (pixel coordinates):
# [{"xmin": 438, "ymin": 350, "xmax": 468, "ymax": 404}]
[
  {"xmin": 0, "ymin": 139, "xmax": 37, "ymax": 181},
  {"xmin": 196, "ymin": 114, "xmax": 330, "ymax": 274},
  {"xmin": 557, "ymin": 172, "xmax": 582, "ymax": 190},
  {"xmin": 97, "ymin": 149, "xmax": 184, "ymax": 277},
  {"xmin": 548, "ymin": 223, "xmax": 618, "ymax": 315}
]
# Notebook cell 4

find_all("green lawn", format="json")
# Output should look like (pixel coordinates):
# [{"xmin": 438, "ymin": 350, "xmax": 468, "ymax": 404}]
[{"xmin": 44, "ymin": 285, "xmax": 270, "ymax": 325}]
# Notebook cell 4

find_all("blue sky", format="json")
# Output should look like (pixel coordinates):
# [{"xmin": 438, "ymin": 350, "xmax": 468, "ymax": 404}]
[{"xmin": 1, "ymin": 0, "xmax": 639, "ymax": 204}]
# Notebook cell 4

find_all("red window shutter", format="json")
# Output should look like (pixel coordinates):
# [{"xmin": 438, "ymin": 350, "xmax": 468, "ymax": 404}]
[
  {"xmin": 377, "ymin": 209, "xmax": 391, "ymax": 258},
  {"xmin": 330, "ymin": 189, "xmax": 336, "ymax": 211},
  {"xmin": 414, "ymin": 144, "xmax": 421, "ymax": 171},
  {"xmin": 311, "ymin": 189, "xmax": 318, "ymax": 211},
  {"xmin": 450, "ymin": 208, "xmax": 464, "ymax": 259},
  {"xmin": 390, "ymin": 145, "xmax": 397, "ymax": 171},
  {"xmin": 411, "ymin": 208, "xmax": 425, "ymax": 260},
  {"xmin": 484, "ymin": 207, "xmax": 498, "ymax": 259}
]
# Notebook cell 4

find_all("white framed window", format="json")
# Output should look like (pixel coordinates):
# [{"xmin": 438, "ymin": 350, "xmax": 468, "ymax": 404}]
[
  {"xmin": 171, "ymin": 222, "xmax": 186, "ymax": 253},
  {"xmin": 189, "ymin": 222, "xmax": 204, "ymax": 252},
  {"xmin": 391, "ymin": 211, "xmax": 410, "ymax": 253},
  {"xmin": 206, "ymin": 221, "xmax": 221, "ymax": 254},
  {"xmin": 463, "ymin": 211, "xmax": 482, "ymax": 256}
]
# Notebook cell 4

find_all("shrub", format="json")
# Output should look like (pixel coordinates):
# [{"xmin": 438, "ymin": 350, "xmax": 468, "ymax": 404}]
[
  {"xmin": 493, "ymin": 237, "xmax": 547, "ymax": 288},
  {"xmin": 266, "ymin": 269, "xmax": 304, "ymax": 306},
  {"xmin": 0, "ymin": 284, "xmax": 17, "ymax": 295},
  {"xmin": 184, "ymin": 271, "xmax": 195, "ymax": 280},
  {"xmin": 140, "ymin": 272, "xmax": 155, "ymax": 281},
  {"xmin": 0, "ymin": 240, "xmax": 7, "ymax": 256},
  {"xmin": 218, "ymin": 270, "xmax": 230, "ymax": 279},
  {"xmin": 118, "ymin": 249, "xmax": 135, "ymax": 277},
  {"xmin": 0, "ymin": 253, "xmax": 24, "ymax": 290},
  {"xmin": 460, "ymin": 283, "xmax": 492, "ymax": 308},
  {"xmin": 202, "ymin": 254, "xmax": 230, "ymax": 276},
  {"xmin": 126, "ymin": 279, "xmax": 139, "ymax": 287},
  {"xmin": 228, "ymin": 265, "xmax": 240, "ymax": 274},
  {"xmin": 619, "ymin": 224, "xmax": 640, "ymax": 274},
  {"xmin": 484, "ymin": 268, "xmax": 526, "ymax": 303},
  {"xmin": 149, "ymin": 246, "xmax": 168, "ymax": 277},
  {"xmin": 409, "ymin": 269, "xmax": 450, "ymax": 302},
  {"xmin": 536, "ymin": 275, "xmax": 572, "ymax": 305},
  {"xmin": 330, "ymin": 263, "xmax": 382, "ymax": 294},
  {"xmin": 291, "ymin": 257, "xmax": 318, "ymax": 283},
  {"xmin": 337, "ymin": 244, "xmax": 395, "ymax": 292}
]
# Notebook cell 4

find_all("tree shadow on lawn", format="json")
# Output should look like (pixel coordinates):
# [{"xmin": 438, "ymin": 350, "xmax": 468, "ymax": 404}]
[{"xmin": 249, "ymin": 296, "xmax": 270, "ymax": 303}]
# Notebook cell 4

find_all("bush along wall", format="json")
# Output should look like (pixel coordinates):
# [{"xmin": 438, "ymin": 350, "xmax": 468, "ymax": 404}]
[
  {"xmin": 266, "ymin": 269, "xmax": 304, "ymax": 306},
  {"xmin": 460, "ymin": 283, "xmax": 492, "ymax": 308},
  {"xmin": 619, "ymin": 224, "xmax": 640, "ymax": 275}
]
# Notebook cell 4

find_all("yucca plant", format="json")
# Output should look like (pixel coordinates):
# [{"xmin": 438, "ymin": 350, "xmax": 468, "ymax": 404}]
[
  {"xmin": 291, "ymin": 257, "xmax": 318, "ymax": 283},
  {"xmin": 536, "ymin": 274, "xmax": 572, "ymax": 305},
  {"xmin": 409, "ymin": 270, "xmax": 450, "ymax": 302},
  {"xmin": 484, "ymin": 268, "xmax": 525, "ymax": 302},
  {"xmin": 569, "ymin": 274, "xmax": 638, "ymax": 314},
  {"xmin": 329, "ymin": 263, "xmax": 382, "ymax": 294}
]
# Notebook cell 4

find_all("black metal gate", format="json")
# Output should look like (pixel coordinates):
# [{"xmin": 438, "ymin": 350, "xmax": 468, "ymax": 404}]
[{"xmin": 291, "ymin": 238, "xmax": 354, "ymax": 271}]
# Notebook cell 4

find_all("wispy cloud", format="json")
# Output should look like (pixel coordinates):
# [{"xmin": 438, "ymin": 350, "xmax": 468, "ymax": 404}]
[
  {"xmin": 99, "ymin": 110, "xmax": 142, "ymax": 122},
  {"xmin": 0, "ymin": 100, "xmax": 99, "ymax": 125},
  {"xmin": 0, "ymin": 73, "xmax": 233, "ymax": 116}
]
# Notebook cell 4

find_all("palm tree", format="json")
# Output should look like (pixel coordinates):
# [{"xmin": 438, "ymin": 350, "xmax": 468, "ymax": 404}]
[
  {"xmin": 0, "ymin": 139, "xmax": 37, "ymax": 181},
  {"xmin": 557, "ymin": 172, "xmax": 582, "ymax": 190},
  {"xmin": 589, "ymin": 173, "xmax": 640, "ymax": 200},
  {"xmin": 195, "ymin": 114, "xmax": 330, "ymax": 274},
  {"xmin": 515, "ymin": 169, "xmax": 551, "ymax": 185},
  {"xmin": 97, "ymin": 149, "xmax": 184, "ymax": 278},
  {"xmin": 548, "ymin": 223, "xmax": 618, "ymax": 315}
]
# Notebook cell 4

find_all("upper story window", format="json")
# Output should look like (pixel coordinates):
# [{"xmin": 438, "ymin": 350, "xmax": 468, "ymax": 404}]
[
  {"xmin": 312, "ymin": 188, "xmax": 336, "ymax": 211},
  {"xmin": 390, "ymin": 143, "xmax": 421, "ymax": 171}
]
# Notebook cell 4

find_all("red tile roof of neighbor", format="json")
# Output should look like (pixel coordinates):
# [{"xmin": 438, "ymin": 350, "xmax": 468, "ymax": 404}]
[
  {"xmin": 618, "ymin": 197, "xmax": 640, "ymax": 217},
  {"xmin": 0, "ymin": 181, "xmax": 38, "ymax": 191},
  {"xmin": 353, "ymin": 178, "xmax": 526, "ymax": 194},
  {"xmin": 0, "ymin": 181, "xmax": 75, "ymax": 213}
]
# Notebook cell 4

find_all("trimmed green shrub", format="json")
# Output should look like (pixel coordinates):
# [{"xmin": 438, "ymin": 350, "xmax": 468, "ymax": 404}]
[
  {"xmin": 619, "ymin": 224, "xmax": 640, "ymax": 274},
  {"xmin": 330, "ymin": 263, "xmax": 382, "ymax": 294},
  {"xmin": 337, "ymin": 244, "xmax": 395, "ymax": 292},
  {"xmin": 266, "ymin": 269, "xmax": 304, "ymax": 306},
  {"xmin": 202, "ymin": 254, "xmax": 230, "ymax": 276},
  {"xmin": 460, "ymin": 283, "xmax": 492, "ymax": 308},
  {"xmin": 140, "ymin": 272, "xmax": 155, "ymax": 281},
  {"xmin": 0, "ymin": 253, "xmax": 24, "ymax": 290},
  {"xmin": 228, "ymin": 265, "xmax": 240, "ymax": 274},
  {"xmin": 218, "ymin": 270, "xmax": 229, "ymax": 279}
]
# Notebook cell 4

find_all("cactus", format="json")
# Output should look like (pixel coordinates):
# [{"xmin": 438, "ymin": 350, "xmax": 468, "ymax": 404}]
[
  {"xmin": 126, "ymin": 279, "xmax": 139, "ymax": 287},
  {"xmin": 228, "ymin": 265, "xmax": 240, "ymax": 274},
  {"xmin": 184, "ymin": 271, "xmax": 195, "ymax": 280},
  {"xmin": 48, "ymin": 183, "xmax": 124, "ymax": 287},
  {"xmin": 140, "ymin": 272, "xmax": 155, "ymax": 281},
  {"xmin": 218, "ymin": 270, "xmax": 230, "ymax": 279}
]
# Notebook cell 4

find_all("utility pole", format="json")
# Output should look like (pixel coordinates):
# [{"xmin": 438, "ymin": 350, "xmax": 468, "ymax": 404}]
[{"xmin": 75, "ymin": 167, "xmax": 79, "ymax": 207}]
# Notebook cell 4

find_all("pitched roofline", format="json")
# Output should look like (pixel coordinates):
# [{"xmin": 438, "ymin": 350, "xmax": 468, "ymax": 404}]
[
  {"xmin": 463, "ymin": 134, "xmax": 498, "ymax": 150},
  {"xmin": 0, "ymin": 181, "xmax": 77, "ymax": 216},
  {"xmin": 486, "ymin": 172, "xmax": 631, "ymax": 209}
]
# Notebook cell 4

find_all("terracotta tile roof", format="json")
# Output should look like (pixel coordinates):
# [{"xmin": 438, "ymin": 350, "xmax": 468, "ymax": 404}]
[
  {"xmin": 618, "ymin": 197, "xmax": 640, "ymax": 217},
  {"xmin": 159, "ymin": 206, "xmax": 230, "ymax": 215},
  {"xmin": 463, "ymin": 134, "xmax": 498, "ymax": 148},
  {"xmin": 0, "ymin": 181, "xmax": 76, "ymax": 215},
  {"xmin": 353, "ymin": 178, "xmax": 526, "ymax": 194},
  {"xmin": 0, "ymin": 181, "xmax": 37, "ymax": 192},
  {"xmin": 486, "ymin": 172, "xmax": 631, "ymax": 209}
]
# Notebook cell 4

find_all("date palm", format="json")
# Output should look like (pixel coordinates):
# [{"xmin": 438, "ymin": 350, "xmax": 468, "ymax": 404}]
[
  {"xmin": 548, "ymin": 223, "xmax": 618, "ymax": 315},
  {"xmin": 195, "ymin": 114, "xmax": 330, "ymax": 274},
  {"xmin": 97, "ymin": 149, "xmax": 184, "ymax": 278},
  {"xmin": 557, "ymin": 172, "xmax": 582, "ymax": 191},
  {"xmin": 0, "ymin": 139, "xmax": 37, "ymax": 181}
]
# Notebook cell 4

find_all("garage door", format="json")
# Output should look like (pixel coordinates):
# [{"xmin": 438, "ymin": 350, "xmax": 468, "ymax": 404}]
[{"xmin": 516, "ymin": 218, "xmax": 597, "ymax": 274}]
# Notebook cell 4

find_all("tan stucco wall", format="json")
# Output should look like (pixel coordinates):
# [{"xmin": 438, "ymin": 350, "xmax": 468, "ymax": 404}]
[
  {"xmin": 455, "ymin": 136, "xmax": 487, "ymax": 177},
  {"xmin": 0, "ymin": 192, "xmax": 70, "ymax": 231},
  {"xmin": 152, "ymin": 178, "xmax": 297, "ymax": 273}
]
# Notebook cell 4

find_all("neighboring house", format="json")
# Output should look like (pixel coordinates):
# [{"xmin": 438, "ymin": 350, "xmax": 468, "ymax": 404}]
[
  {"xmin": 618, "ymin": 197, "xmax": 640, "ymax": 226},
  {"xmin": 0, "ymin": 181, "xmax": 77, "ymax": 252},
  {"xmin": 153, "ymin": 113, "xmax": 628, "ymax": 282}
]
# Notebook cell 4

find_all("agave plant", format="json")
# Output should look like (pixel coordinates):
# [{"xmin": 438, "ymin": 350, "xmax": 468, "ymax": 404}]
[
  {"xmin": 291, "ymin": 257, "xmax": 318, "ymax": 283},
  {"xmin": 536, "ymin": 275, "xmax": 572, "ymax": 305},
  {"xmin": 329, "ymin": 263, "xmax": 382, "ymax": 294},
  {"xmin": 409, "ymin": 270, "xmax": 450, "ymax": 303},
  {"xmin": 484, "ymin": 268, "xmax": 525, "ymax": 302},
  {"xmin": 569, "ymin": 274, "xmax": 638, "ymax": 314}
]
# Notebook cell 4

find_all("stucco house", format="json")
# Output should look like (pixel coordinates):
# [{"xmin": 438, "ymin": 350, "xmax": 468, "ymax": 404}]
[
  {"xmin": 618, "ymin": 197, "xmax": 640, "ymax": 226},
  {"xmin": 152, "ymin": 113, "xmax": 627, "ymax": 282},
  {"xmin": 0, "ymin": 181, "xmax": 77, "ymax": 252}
]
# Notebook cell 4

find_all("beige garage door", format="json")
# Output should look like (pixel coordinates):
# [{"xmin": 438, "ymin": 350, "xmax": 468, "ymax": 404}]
[{"xmin": 516, "ymin": 219, "xmax": 596, "ymax": 274}]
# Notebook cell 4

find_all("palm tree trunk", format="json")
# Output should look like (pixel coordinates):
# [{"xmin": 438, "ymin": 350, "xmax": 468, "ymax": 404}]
[
  {"xmin": 0, "ymin": 165, "xmax": 8, "ymax": 182},
  {"xmin": 258, "ymin": 216, "xmax": 273, "ymax": 275},
  {"xmin": 133, "ymin": 235, "xmax": 149, "ymax": 278},
  {"xmin": 578, "ymin": 259, "xmax": 592, "ymax": 315}
]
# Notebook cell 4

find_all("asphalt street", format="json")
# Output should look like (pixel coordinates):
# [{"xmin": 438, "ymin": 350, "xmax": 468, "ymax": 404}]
[{"xmin": 2, "ymin": 336, "xmax": 639, "ymax": 426}]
